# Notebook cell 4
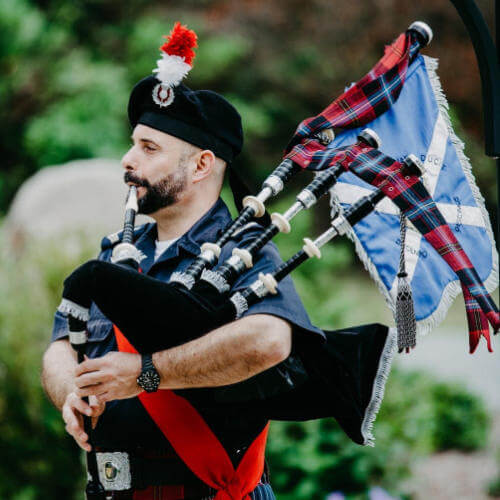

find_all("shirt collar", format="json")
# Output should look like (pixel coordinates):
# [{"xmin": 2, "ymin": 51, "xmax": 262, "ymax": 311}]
[{"xmin": 134, "ymin": 198, "xmax": 233, "ymax": 272}]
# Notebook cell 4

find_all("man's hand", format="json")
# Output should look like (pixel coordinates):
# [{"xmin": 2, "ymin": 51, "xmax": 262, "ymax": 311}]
[
  {"xmin": 62, "ymin": 392, "xmax": 105, "ymax": 452},
  {"xmin": 75, "ymin": 352, "xmax": 142, "ymax": 402}
]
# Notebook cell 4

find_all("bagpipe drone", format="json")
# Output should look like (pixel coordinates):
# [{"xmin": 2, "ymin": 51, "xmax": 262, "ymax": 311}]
[{"xmin": 56, "ymin": 20, "xmax": 499, "ymax": 498}]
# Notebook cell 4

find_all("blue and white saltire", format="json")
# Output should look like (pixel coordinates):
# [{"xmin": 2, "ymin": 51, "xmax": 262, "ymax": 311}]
[{"xmin": 328, "ymin": 55, "xmax": 498, "ymax": 336}]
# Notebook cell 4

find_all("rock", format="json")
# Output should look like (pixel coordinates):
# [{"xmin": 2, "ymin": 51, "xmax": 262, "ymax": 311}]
[{"xmin": 3, "ymin": 159, "xmax": 153, "ymax": 255}]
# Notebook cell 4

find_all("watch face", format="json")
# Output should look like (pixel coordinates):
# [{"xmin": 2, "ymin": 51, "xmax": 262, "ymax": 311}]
[{"xmin": 137, "ymin": 370, "xmax": 160, "ymax": 393}]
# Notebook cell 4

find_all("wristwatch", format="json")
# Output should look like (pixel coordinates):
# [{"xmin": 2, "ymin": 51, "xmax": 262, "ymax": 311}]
[{"xmin": 136, "ymin": 354, "xmax": 161, "ymax": 393}]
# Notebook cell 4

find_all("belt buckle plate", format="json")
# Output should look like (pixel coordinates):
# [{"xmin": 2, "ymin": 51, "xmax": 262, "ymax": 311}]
[{"xmin": 96, "ymin": 451, "xmax": 132, "ymax": 491}]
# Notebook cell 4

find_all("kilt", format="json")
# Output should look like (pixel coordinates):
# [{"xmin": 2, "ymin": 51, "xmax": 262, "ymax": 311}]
[{"xmin": 109, "ymin": 482, "xmax": 276, "ymax": 499}]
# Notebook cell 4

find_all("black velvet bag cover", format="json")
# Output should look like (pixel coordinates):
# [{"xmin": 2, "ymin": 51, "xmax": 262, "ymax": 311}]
[{"xmin": 62, "ymin": 260, "xmax": 393, "ymax": 444}]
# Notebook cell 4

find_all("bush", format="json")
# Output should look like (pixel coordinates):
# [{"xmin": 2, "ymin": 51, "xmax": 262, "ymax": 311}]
[
  {"xmin": 0, "ymin": 230, "xmax": 95, "ymax": 499},
  {"xmin": 430, "ymin": 381, "xmax": 489, "ymax": 452},
  {"xmin": 267, "ymin": 368, "xmax": 490, "ymax": 500}
]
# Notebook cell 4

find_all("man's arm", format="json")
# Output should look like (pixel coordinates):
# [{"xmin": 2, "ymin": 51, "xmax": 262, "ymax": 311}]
[
  {"xmin": 154, "ymin": 313, "xmax": 291, "ymax": 389},
  {"xmin": 74, "ymin": 314, "xmax": 292, "ymax": 401},
  {"xmin": 42, "ymin": 339, "xmax": 105, "ymax": 452},
  {"xmin": 41, "ymin": 339, "xmax": 77, "ymax": 410}
]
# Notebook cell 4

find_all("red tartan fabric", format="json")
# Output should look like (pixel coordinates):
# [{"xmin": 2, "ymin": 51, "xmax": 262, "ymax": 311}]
[
  {"xmin": 463, "ymin": 285, "xmax": 492, "ymax": 354},
  {"xmin": 285, "ymin": 138, "xmax": 375, "ymax": 172},
  {"xmin": 114, "ymin": 325, "xmax": 269, "ymax": 500},
  {"xmin": 284, "ymin": 30, "xmax": 420, "ymax": 158}
]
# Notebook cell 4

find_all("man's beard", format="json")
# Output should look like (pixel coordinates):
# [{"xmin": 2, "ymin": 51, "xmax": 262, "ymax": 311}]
[{"xmin": 124, "ymin": 167, "xmax": 187, "ymax": 215}]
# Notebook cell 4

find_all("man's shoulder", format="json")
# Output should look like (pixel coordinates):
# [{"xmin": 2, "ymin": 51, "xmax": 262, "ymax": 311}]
[
  {"xmin": 217, "ymin": 220, "xmax": 282, "ymax": 271},
  {"xmin": 231, "ymin": 221, "xmax": 281, "ymax": 255},
  {"xmin": 100, "ymin": 223, "xmax": 153, "ymax": 252}
]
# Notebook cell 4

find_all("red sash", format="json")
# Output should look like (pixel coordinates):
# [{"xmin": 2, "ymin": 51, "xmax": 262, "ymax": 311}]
[{"xmin": 114, "ymin": 325, "xmax": 269, "ymax": 500}]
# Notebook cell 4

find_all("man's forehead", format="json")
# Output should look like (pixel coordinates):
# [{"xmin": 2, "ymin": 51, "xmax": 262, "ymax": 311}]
[{"xmin": 132, "ymin": 124, "xmax": 184, "ymax": 146}]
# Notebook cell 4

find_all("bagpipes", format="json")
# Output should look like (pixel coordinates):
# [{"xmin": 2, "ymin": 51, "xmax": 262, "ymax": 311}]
[{"xmin": 57, "ymin": 20, "xmax": 499, "ymax": 497}]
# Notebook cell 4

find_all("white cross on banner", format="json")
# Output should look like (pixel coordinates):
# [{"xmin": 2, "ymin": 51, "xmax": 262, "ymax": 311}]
[{"xmin": 328, "ymin": 55, "xmax": 498, "ymax": 336}]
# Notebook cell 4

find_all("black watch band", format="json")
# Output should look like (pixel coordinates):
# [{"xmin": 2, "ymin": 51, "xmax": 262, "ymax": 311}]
[{"xmin": 142, "ymin": 353, "xmax": 155, "ymax": 371}]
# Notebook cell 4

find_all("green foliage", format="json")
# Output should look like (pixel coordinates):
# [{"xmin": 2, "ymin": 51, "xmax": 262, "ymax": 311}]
[
  {"xmin": 488, "ymin": 455, "xmax": 500, "ymax": 498},
  {"xmin": 192, "ymin": 34, "xmax": 253, "ymax": 86},
  {"xmin": 487, "ymin": 450, "xmax": 500, "ymax": 497},
  {"xmin": 0, "ymin": 230, "xmax": 95, "ymax": 499},
  {"xmin": 24, "ymin": 55, "xmax": 130, "ymax": 166},
  {"xmin": 267, "ymin": 369, "xmax": 491, "ymax": 500},
  {"xmin": 430, "ymin": 382, "xmax": 489, "ymax": 451}
]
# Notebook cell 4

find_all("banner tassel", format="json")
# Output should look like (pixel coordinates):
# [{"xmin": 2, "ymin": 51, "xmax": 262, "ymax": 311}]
[{"xmin": 396, "ymin": 213, "xmax": 417, "ymax": 353}]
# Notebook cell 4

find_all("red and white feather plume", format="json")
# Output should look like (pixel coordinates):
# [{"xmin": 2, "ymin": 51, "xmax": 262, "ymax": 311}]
[{"xmin": 152, "ymin": 22, "xmax": 198, "ymax": 107}]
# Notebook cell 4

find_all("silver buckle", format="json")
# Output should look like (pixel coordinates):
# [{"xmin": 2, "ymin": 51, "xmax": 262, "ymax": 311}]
[{"xmin": 95, "ymin": 452, "xmax": 132, "ymax": 491}]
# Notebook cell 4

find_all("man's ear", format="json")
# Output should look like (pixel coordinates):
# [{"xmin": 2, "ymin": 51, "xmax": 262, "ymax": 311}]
[{"xmin": 192, "ymin": 150, "xmax": 215, "ymax": 183}]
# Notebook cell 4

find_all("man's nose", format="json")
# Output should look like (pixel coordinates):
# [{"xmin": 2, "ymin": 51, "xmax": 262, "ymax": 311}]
[{"xmin": 121, "ymin": 147, "xmax": 138, "ymax": 172}]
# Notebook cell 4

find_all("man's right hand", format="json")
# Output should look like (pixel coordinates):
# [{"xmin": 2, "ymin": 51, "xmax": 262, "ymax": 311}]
[{"xmin": 62, "ymin": 392, "xmax": 105, "ymax": 452}]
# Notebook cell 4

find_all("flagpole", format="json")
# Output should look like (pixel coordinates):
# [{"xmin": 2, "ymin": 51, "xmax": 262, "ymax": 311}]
[
  {"xmin": 496, "ymin": 0, "xmax": 499, "ymax": 253},
  {"xmin": 497, "ymin": 0, "xmax": 499, "ymax": 254},
  {"xmin": 449, "ymin": 0, "xmax": 500, "ymax": 253}
]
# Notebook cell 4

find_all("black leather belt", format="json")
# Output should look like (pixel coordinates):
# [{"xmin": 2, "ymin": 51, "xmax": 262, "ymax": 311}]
[{"xmin": 94, "ymin": 448, "xmax": 269, "ymax": 494}]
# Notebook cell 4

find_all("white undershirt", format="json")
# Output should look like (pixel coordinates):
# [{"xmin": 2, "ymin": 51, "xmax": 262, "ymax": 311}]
[{"xmin": 154, "ymin": 238, "xmax": 178, "ymax": 261}]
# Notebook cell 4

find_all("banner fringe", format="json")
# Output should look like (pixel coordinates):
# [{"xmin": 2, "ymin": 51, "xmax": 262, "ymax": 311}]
[{"xmin": 361, "ymin": 327, "xmax": 397, "ymax": 446}]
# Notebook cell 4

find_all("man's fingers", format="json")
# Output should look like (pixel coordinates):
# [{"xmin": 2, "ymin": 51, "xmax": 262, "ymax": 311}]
[
  {"xmin": 75, "ymin": 357, "xmax": 105, "ymax": 377},
  {"xmin": 76, "ymin": 384, "xmax": 107, "ymax": 399},
  {"xmin": 89, "ymin": 395, "xmax": 106, "ymax": 416},
  {"xmin": 62, "ymin": 409, "xmax": 91, "ymax": 451},
  {"xmin": 67, "ymin": 393, "xmax": 93, "ymax": 416},
  {"xmin": 75, "ymin": 371, "xmax": 110, "ymax": 389},
  {"xmin": 72, "ymin": 432, "xmax": 91, "ymax": 452},
  {"xmin": 65, "ymin": 422, "xmax": 89, "ymax": 446},
  {"xmin": 96, "ymin": 392, "xmax": 110, "ymax": 404},
  {"xmin": 62, "ymin": 404, "xmax": 79, "ymax": 429},
  {"xmin": 62, "ymin": 392, "xmax": 95, "ymax": 451}
]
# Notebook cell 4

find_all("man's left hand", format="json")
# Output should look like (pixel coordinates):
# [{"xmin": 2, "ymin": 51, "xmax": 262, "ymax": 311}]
[{"xmin": 75, "ymin": 352, "xmax": 143, "ymax": 402}]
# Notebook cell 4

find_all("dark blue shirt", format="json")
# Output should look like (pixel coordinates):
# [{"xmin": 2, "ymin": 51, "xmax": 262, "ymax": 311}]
[{"xmin": 51, "ymin": 198, "xmax": 323, "ymax": 453}]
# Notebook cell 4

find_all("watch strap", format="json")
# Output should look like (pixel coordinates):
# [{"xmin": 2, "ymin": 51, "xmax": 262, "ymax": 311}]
[{"xmin": 141, "ymin": 353, "xmax": 155, "ymax": 371}]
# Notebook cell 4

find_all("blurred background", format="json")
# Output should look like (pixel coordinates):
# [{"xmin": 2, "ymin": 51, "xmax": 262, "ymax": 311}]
[{"xmin": 0, "ymin": 0, "xmax": 498, "ymax": 498}]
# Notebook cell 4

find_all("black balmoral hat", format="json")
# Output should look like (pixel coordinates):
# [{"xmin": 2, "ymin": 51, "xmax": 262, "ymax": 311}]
[{"xmin": 128, "ymin": 78, "xmax": 243, "ymax": 164}]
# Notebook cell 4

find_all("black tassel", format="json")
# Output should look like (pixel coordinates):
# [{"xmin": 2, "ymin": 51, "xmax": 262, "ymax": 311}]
[{"xmin": 396, "ymin": 213, "xmax": 417, "ymax": 353}]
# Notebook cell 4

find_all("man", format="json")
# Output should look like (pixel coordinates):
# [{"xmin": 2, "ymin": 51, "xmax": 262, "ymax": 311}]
[{"xmin": 42, "ymin": 23, "xmax": 323, "ymax": 500}]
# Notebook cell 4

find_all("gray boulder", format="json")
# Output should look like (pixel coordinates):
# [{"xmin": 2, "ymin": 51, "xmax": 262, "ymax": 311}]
[{"xmin": 4, "ymin": 159, "xmax": 153, "ymax": 255}]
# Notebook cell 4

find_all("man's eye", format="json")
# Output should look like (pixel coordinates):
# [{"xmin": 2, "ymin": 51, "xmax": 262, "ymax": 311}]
[{"xmin": 144, "ymin": 145, "xmax": 156, "ymax": 152}]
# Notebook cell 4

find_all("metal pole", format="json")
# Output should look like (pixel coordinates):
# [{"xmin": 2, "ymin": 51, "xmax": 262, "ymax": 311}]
[
  {"xmin": 496, "ymin": 0, "xmax": 499, "ymax": 251},
  {"xmin": 449, "ymin": 0, "xmax": 500, "ymax": 251}
]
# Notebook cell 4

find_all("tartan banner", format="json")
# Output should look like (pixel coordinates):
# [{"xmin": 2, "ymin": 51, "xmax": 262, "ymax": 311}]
[
  {"xmin": 280, "ymin": 20, "xmax": 498, "ymax": 352},
  {"xmin": 324, "ymin": 54, "xmax": 498, "ymax": 353}
]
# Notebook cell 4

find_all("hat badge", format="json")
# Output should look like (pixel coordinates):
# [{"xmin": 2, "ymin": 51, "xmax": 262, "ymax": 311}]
[
  {"xmin": 151, "ymin": 22, "xmax": 198, "ymax": 108},
  {"xmin": 152, "ymin": 83, "xmax": 174, "ymax": 108}
]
